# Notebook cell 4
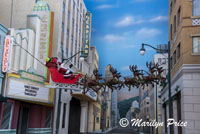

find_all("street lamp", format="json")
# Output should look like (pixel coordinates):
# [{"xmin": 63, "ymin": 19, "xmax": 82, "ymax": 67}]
[
  {"xmin": 139, "ymin": 42, "xmax": 173, "ymax": 134},
  {"xmin": 140, "ymin": 45, "xmax": 146, "ymax": 56}
]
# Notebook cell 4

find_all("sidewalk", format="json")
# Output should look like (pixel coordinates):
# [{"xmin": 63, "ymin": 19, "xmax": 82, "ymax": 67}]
[{"xmin": 88, "ymin": 126, "xmax": 118, "ymax": 134}]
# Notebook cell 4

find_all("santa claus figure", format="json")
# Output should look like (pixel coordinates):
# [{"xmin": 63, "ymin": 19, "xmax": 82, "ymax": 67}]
[
  {"xmin": 58, "ymin": 63, "xmax": 74, "ymax": 78},
  {"xmin": 46, "ymin": 57, "xmax": 74, "ymax": 78}
]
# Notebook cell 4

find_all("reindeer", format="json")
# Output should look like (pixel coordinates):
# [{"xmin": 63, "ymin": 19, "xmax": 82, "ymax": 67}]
[
  {"xmin": 78, "ymin": 69, "xmax": 104, "ymax": 93},
  {"xmin": 123, "ymin": 77, "xmax": 140, "ymax": 91},
  {"xmin": 129, "ymin": 65, "xmax": 143, "ymax": 80},
  {"xmin": 102, "ymin": 67, "xmax": 124, "ymax": 92},
  {"xmin": 109, "ymin": 66, "xmax": 121, "ymax": 80},
  {"xmin": 146, "ymin": 62, "xmax": 157, "ymax": 76}
]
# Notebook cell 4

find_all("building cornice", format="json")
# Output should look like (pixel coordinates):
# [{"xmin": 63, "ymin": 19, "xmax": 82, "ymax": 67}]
[{"xmin": 161, "ymin": 64, "xmax": 200, "ymax": 96}]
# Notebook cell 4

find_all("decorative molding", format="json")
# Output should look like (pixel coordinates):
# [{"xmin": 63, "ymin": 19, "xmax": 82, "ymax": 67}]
[
  {"xmin": 192, "ymin": 18, "xmax": 200, "ymax": 26},
  {"xmin": 161, "ymin": 64, "xmax": 200, "ymax": 98},
  {"xmin": 190, "ymin": 34, "xmax": 200, "ymax": 37}
]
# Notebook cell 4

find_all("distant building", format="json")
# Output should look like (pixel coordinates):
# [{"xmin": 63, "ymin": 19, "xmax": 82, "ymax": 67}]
[
  {"xmin": 139, "ymin": 85, "xmax": 150, "ymax": 132},
  {"xmin": 149, "ymin": 53, "xmax": 168, "ymax": 134},
  {"xmin": 111, "ymin": 90, "xmax": 118, "ymax": 127}
]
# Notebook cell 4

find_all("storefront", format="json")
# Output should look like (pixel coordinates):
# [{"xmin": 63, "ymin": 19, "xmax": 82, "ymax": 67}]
[
  {"xmin": 0, "ymin": 71, "xmax": 54, "ymax": 134},
  {"xmin": 0, "ymin": 24, "xmax": 8, "ymax": 102}
]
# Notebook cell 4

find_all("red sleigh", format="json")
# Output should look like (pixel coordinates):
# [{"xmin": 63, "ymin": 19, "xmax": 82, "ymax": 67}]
[{"xmin": 46, "ymin": 59, "xmax": 82, "ymax": 84}]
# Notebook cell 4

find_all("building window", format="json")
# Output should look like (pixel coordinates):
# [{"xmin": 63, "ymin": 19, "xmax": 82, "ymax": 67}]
[
  {"xmin": 63, "ymin": 2, "xmax": 65, "ymax": 12},
  {"xmin": 158, "ymin": 58, "xmax": 162, "ymax": 65},
  {"xmin": 170, "ymin": 2, "xmax": 172, "ymax": 15},
  {"xmin": 170, "ymin": 57, "xmax": 173, "ymax": 69},
  {"xmin": 68, "ymin": 11, "xmax": 70, "ymax": 19},
  {"xmin": 193, "ymin": 37, "xmax": 200, "ymax": 53},
  {"xmin": 66, "ymin": 48, "xmax": 68, "ymax": 57},
  {"xmin": 72, "ymin": 18, "xmax": 74, "ymax": 27},
  {"xmin": 96, "ymin": 117, "xmax": 99, "ymax": 123},
  {"xmin": 173, "ymin": 50, "xmax": 176, "ymax": 65},
  {"xmin": 74, "ymin": 56, "xmax": 76, "ymax": 65},
  {"xmin": 173, "ymin": 0, "xmax": 176, "ymax": 5},
  {"xmin": 73, "ymin": 0, "xmax": 75, "ymax": 9},
  {"xmin": 45, "ymin": 109, "xmax": 52, "ymax": 128},
  {"xmin": 162, "ymin": 58, "xmax": 166, "ymax": 64},
  {"xmin": 80, "ymin": 3, "xmax": 82, "ymax": 12},
  {"xmin": 77, "ymin": 0, "xmax": 79, "ymax": 7},
  {"xmin": 83, "ymin": 9, "xmax": 85, "ymax": 17},
  {"xmin": 173, "ymin": 15, "xmax": 176, "ymax": 34},
  {"xmin": 193, "ymin": 0, "xmax": 200, "ymax": 16},
  {"xmin": 67, "ymin": 28, "xmax": 69, "ymax": 36},
  {"xmin": 177, "ymin": 7, "xmax": 181, "ymax": 26},
  {"xmin": 170, "ymin": 24, "xmax": 173, "ymax": 40},
  {"xmin": 62, "ymin": 103, "xmax": 66, "ymax": 128},
  {"xmin": 71, "ymin": 35, "xmax": 74, "ymax": 42},
  {"xmin": 0, "ymin": 103, "xmax": 13, "ymax": 129},
  {"xmin": 177, "ymin": 43, "xmax": 181, "ymax": 59},
  {"xmin": 62, "ymin": 22, "xmax": 64, "ymax": 32}
]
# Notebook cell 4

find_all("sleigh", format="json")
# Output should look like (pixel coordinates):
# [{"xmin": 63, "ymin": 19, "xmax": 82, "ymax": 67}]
[{"xmin": 46, "ymin": 61, "xmax": 82, "ymax": 84}]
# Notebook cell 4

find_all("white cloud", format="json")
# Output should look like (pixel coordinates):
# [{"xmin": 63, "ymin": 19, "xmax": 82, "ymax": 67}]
[
  {"xmin": 136, "ymin": 28, "xmax": 161, "ymax": 37},
  {"xmin": 96, "ymin": 4, "xmax": 114, "ymax": 9},
  {"xmin": 150, "ymin": 16, "xmax": 168, "ymax": 22},
  {"xmin": 104, "ymin": 34, "xmax": 125, "ymax": 42},
  {"xmin": 120, "ymin": 66, "xmax": 130, "ymax": 71},
  {"xmin": 115, "ymin": 16, "xmax": 143, "ymax": 27}
]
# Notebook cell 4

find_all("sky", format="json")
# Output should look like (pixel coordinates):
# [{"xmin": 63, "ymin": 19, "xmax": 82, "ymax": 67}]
[{"xmin": 84, "ymin": 0, "xmax": 169, "ymax": 77}]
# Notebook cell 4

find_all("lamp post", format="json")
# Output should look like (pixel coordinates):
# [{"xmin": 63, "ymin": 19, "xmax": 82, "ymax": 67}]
[{"xmin": 140, "ymin": 42, "xmax": 173, "ymax": 134}]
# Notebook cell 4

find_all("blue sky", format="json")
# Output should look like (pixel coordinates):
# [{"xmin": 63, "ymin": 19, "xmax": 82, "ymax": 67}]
[{"xmin": 84, "ymin": 0, "xmax": 169, "ymax": 76}]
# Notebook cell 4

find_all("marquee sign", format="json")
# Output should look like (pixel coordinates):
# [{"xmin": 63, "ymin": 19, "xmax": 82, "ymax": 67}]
[
  {"xmin": 2, "ymin": 36, "xmax": 12, "ymax": 72},
  {"xmin": 6, "ymin": 77, "xmax": 52, "ymax": 103},
  {"xmin": 83, "ymin": 12, "xmax": 92, "ymax": 58},
  {"xmin": 72, "ymin": 88, "xmax": 97, "ymax": 101}
]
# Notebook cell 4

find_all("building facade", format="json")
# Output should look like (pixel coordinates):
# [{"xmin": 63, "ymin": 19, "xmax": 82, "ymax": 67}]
[
  {"xmin": 139, "ymin": 85, "xmax": 150, "ymax": 132},
  {"xmin": 0, "ymin": 0, "xmax": 95, "ymax": 134},
  {"xmin": 111, "ymin": 90, "xmax": 118, "ymax": 128},
  {"xmin": 0, "ymin": 17, "xmax": 54, "ymax": 134},
  {"xmin": 161, "ymin": 0, "xmax": 200, "ymax": 134},
  {"xmin": 87, "ymin": 46, "xmax": 102, "ymax": 132},
  {"xmin": 149, "ymin": 53, "xmax": 168, "ymax": 134},
  {"xmin": 0, "ymin": 24, "xmax": 8, "ymax": 101}
]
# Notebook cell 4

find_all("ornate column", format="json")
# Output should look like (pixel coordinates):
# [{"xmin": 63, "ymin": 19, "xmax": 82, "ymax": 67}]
[{"xmin": 80, "ymin": 101, "xmax": 88, "ymax": 134}]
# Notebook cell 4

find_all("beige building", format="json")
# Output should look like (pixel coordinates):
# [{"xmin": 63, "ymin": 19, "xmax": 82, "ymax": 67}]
[
  {"xmin": 87, "ymin": 46, "xmax": 102, "ymax": 132},
  {"xmin": 101, "ymin": 65, "xmax": 113, "ymax": 130},
  {"xmin": 161, "ymin": 0, "xmax": 200, "ymax": 134}
]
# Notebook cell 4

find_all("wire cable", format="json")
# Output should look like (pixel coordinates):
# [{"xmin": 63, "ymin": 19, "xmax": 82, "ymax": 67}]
[{"xmin": 13, "ymin": 40, "xmax": 46, "ymax": 67}]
